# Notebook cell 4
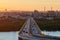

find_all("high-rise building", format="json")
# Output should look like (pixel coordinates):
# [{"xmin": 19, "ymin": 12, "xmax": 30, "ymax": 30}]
[{"xmin": 33, "ymin": 10, "xmax": 40, "ymax": 18}]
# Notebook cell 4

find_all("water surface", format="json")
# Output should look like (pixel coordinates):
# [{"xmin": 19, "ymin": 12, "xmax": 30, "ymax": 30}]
[
  {"xmin": 43, "ymin": 31, "xmax": 60, "ymax": 37},
  {"xmin": 0, "ymin": 32, "xmax": 18, "ymax": 40},
  {"xmin": 0, "ymin": 31, "xmax": 60, "ymax": 40}
]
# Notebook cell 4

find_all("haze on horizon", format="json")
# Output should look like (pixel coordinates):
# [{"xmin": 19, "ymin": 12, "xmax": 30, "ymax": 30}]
[{"xmin": 0, "ymin": 0, "xmax": 60, "ymax": 11}]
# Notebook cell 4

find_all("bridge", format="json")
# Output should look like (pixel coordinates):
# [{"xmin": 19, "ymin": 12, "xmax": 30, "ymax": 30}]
[{"xmin": 18, "ymin": 17, "xmax": 60, "ymax": 40}]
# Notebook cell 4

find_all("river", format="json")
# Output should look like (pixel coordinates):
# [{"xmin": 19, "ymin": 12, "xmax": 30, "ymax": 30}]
[{"xmin": 0, "ymin": 31, "xmax": 60, "ymax": 40}]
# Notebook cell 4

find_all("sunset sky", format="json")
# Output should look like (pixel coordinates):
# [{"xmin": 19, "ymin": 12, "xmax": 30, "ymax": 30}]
[{"xmin": 0, "ymin": 0, "xmax": 60, "ymax": 11}]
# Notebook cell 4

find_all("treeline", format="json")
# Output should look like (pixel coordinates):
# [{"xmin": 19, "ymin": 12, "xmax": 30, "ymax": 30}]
[
  {"xmin": 0, "ymin": 17, "xmax": 26, "ymax": 32},
  {"xmin": 35, "ymin": 18, "xmax": 60, "ymax": 31}
]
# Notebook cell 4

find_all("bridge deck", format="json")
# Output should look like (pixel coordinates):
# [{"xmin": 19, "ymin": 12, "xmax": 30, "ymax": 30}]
[{"xmin": 18, "ymin": 17, "xmax": 60, "ymax": 40}]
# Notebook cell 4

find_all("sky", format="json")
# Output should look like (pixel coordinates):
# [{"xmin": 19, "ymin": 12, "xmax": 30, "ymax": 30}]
[{"xmin": 0, "ymin": 0, "xmax": 60, "ymax": 11}]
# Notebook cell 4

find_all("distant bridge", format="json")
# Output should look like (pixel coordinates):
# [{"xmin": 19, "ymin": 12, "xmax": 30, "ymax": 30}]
[{"xmin": 18, "ymin": 17, "xmax": 60, "ymax": 40}]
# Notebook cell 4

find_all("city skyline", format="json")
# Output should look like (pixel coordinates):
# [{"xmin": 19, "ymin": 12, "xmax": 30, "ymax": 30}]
[{"xmin": 0, "ymin": 0, "xmax": 60, "ymax": 11}]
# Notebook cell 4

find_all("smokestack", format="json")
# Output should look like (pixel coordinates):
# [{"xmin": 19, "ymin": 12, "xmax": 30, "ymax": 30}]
[
  {"xmin": 44, "ymin": 7, "xmax": 46, "ymax": 12},
  {"xmin": 51, "ymin": 7, "xmax": 53, "ymax": 11},
  {"xmin": 5, "ymin": 9, "xmax": 7, "ymax": 12}
]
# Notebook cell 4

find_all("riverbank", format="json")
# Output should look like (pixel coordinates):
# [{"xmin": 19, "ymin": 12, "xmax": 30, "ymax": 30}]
[
  {"xmin": 0, "ymin": 17, "xmax": 26, "ymax": 32},
  {"xmin": 35, "ymin": 18, "xmax": 60, "ymax": 31}
]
